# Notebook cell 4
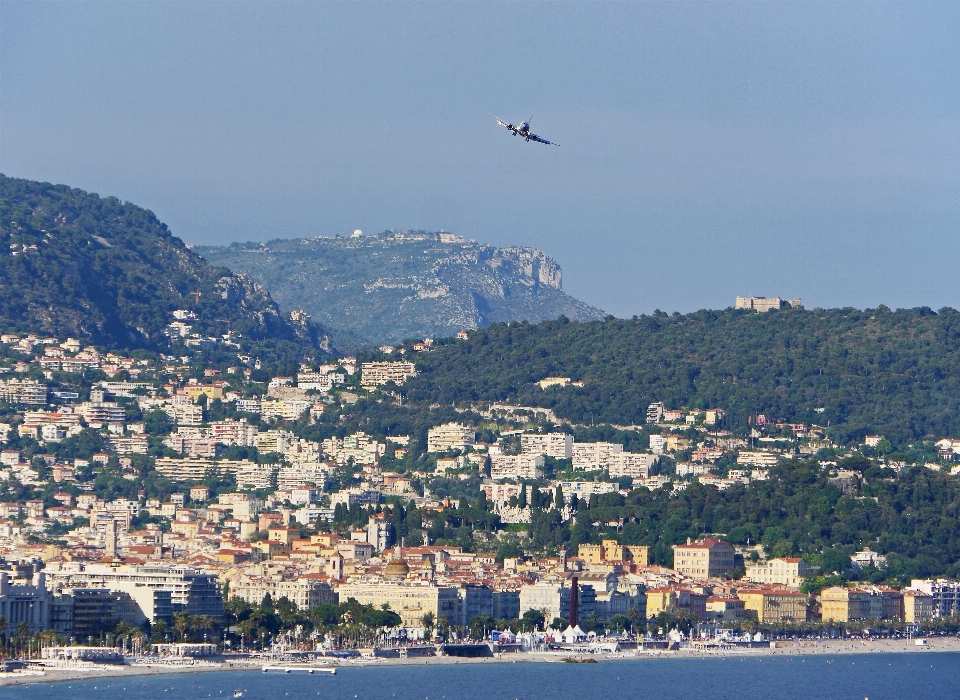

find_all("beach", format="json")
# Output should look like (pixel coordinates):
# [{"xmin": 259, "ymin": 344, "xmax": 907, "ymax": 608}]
[{"xmin": 1, "ymin": 636, "xmax": 958, "ymax": 687}]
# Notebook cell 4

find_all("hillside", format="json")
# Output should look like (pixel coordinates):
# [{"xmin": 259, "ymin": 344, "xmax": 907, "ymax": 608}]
[
  {"xmin": 195, "ymin": 232, "xmax": 605, "ymax": 346},
  {"xmin": 0, "ymin": 175, "xmax": 328, "ymax": 352},
  {"xmin": 401, "ymin": 307, "xmax": 960, "ymax": 444}
]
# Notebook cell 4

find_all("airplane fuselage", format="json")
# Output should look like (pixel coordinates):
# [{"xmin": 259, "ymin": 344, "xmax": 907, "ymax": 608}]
[{"xmin": 491, "ymin": 114, "xmax": 557, "ymax": 146}]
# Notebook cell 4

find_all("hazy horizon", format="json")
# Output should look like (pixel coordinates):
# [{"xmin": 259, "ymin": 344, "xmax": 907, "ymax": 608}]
[{"xmin": 2, "ymin": 1, "xmax": 958, "ymax": 318}]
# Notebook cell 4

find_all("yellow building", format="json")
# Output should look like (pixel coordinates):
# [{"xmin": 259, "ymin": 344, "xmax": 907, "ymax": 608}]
[
  {"xmin": 578, "ymin": 540, "xmax": 649, "ymax": 567},
  {"xmin": 903, "ymin": 590, "xmax": 935, "ymax": 623},
  {"xmin": 737, "ymin": 588, "xmax": 808, "ymax": 622},
  {"xmin": 819, "ymin": 586, "xmax": 878, "ymax": 622},
  {"xmin": 645, "ymin": 588, "xmax": 679, "ymax": 618},
  {"xmin": 187, "ymin": 385, "xmax": 225, "ymax": 400},
  {"xmin": 744, "ymin": 557, "xmax": 815, "ymax": 588},
  {"xmin": 705, "ymin": 596, "xmax": 749, "ymax": 621},
  {"xmin": 336, "ymin": 582, "xmax": 460, "ymax": 629},
  {"xmin": 665, "ymin": 435, "xmax": 691, "ymax": 452}
]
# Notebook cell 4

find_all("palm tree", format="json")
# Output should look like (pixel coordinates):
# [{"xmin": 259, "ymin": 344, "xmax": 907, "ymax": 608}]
[
  {"xmin": 236, "ymin": 620, "xmax": 255, "ymax": 651},
  {"xmin": 421, "ymin": 612, "xmax": 435, "ymax": 640},
  {"xmin": 172, "ymin": 611, "xmax": 191, "ymax": 642}
]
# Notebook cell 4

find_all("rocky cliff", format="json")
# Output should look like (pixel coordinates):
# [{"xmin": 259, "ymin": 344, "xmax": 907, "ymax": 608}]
[{"xmin": 196, "ymin": 232, "xmax": 605, "ymax": 346}]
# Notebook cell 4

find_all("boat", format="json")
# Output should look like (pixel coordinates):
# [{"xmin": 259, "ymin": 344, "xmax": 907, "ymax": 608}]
[{"xmin": 233, "ymin": 691, "xmax": 243, "ymax": 698}]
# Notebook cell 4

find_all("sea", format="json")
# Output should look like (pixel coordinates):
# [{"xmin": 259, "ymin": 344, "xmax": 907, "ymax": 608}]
[{"xmin": 0, "ymin": 653, "xmax": 957, "ymax": 700}]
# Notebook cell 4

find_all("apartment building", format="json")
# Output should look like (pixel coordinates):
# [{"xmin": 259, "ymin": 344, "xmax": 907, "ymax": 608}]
[
  {"xmin": 427, "ymin": 423, "xmax": 475, "ymax": 453},
  {"xmin": 572, "ymin": 442, "xmax": 623, "ymax": 470},
  {"xmin": 577, "ymin": 539, "xmax": 649, "ymax": 567},
  {"xmin": 360, "ymin": 362, "xmax": 416, "ymax": 388},
  {"xmin": 335, "ymin": 582, "xmax": 460, "ymax": 630},
  {"xmin": 608, "ymin": 452, "xmax": 658, "ymax": 479},
  {"xmin": 646, "ymin": 402, "xmax": 664, "ymax": 424},
  {"xmin": 737, "ymin": 588, "xmax": 809, "ymax": 623},
  {"xmin": 705, "ymin": 596, "xmax": 749, "ymax": 622},
  {"xmin": 77, "ymin": 399, "xmax": 126, "ymax": 424},
  {"xmin": 820, "ymin": 587, "xmax": 883, "ymax": 622},
  {"xmin": 490, "ymin": 454, "xmax": 544, "ymax": 480},
  {"xmin": 0, "ymin": 379, "xmax": 48, "ymax": 405},
  {"xmin": 744, "ymin": 557, "xmax": 814, "ymax": 588},
  {"xmin": 909, "ymin": 579, "xmax": 960, "ymax": 617},
  {"xmin": 558, "ymin": 481, "xmax": 618, "ymax": 502},
  {"xmin": 672, "ymin": 538, "xmax": 736, "ymax": 578},
  {"xmin": 260, "ymin": 399, "xmax": 311, "ymax": 422},
  {"xmin": 104, "ymin": 434, "xmax": 149, "ymax": 455},
  {"xmin": 45, "ymin": 562, "xmax": 223, "ymax": 620},
  {"xmin": 228, "ymin": 576, "xmax": 337, "ymax": 610},
  {"xmin": 903, "ymin": 590, "xmax": 936, "ymax": 623},
  {"xmin": 209, "ymin": 419, "xmax": 259, "ymax": 447},
  {"xmin": 737, "ymin": 451, "xmax": 780, "ymax": 467},
  {"xmin": 520, "ymin": 433, "xmax": 573, "ymax": 459}
]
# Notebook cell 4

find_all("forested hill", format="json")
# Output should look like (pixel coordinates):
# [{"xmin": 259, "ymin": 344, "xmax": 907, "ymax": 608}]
[
  {"xmin": 0, "ymin": 176, "xmax": 328, "ymax": 352},
  {"xmin": 195, "ymin": 232, "xmax": 605, "ymax": 347},
  {"xmin": 403, "ymin": 308, "xmax": 960, "ymax": 444}
]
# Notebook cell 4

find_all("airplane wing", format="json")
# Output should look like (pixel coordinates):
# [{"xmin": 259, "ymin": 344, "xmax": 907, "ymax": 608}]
[
  {"xmin": 490, "ymin": 114, "xmax": 514, "ymax": 131},
  {"xmin": 527, "ymin": 132, "xmax": 559, "ymax": 146}
]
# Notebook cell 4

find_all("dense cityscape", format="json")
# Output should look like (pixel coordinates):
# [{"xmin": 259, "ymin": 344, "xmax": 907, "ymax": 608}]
[{"xmin": 0, "ymin": 313, "xmax": 958, "ymax": 672}]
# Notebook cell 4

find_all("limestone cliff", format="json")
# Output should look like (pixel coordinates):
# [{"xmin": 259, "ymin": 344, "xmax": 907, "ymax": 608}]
[{"xmin": 196, "ymin": 231, "xmax": 605, "ymax": 346}]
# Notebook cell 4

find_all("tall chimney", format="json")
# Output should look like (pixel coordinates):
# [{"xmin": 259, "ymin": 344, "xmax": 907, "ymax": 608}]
[{"xmin": 569, "ymin": 576, "xmax": 579, "ymax": 627}]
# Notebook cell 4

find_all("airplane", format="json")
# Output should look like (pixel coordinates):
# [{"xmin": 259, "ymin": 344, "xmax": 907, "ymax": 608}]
[{"xmin": 491, "ymin": 114, "xmax": 559, "ymax": 146}]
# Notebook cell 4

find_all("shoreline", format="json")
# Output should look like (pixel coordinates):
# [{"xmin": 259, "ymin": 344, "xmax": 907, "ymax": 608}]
[{"xmin": 2, "ymin": 638, "xmax": 958, "ymax": 687}]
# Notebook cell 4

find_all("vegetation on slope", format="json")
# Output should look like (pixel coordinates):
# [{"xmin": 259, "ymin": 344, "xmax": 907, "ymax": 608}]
[
  {"xmin": 404, "ymin": 308, "xmax": 960, "ymax": 444},
  {"xmin": 0, "ymin": 175, "xmax": 327, "ymax": 351}
]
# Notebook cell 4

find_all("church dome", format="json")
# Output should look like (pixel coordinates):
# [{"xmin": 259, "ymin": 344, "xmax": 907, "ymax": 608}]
[{"xmin": 384, "ymin": 549, "xmax": 410, "ymax": 579}]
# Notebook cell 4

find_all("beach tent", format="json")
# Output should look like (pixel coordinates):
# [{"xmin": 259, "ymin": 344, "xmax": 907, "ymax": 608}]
[{"xmin": 561, "ymin": 625, "xmax": 587, "ymax": 643}]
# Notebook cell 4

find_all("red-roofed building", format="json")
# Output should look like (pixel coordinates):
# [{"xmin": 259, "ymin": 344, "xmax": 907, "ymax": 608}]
[{"xmin": 672, "ymin": 538, "xmax": 736, "ymax": 579}]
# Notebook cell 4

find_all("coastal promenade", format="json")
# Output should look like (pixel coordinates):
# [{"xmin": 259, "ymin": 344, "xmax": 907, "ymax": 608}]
[{"xmin": 1, "ymin": 637, "xmax": 959, "ymax": 687}]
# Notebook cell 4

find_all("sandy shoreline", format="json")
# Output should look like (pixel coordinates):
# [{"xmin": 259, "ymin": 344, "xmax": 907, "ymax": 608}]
[{"xmin": 1, "ymin": 638, "xmax": 958, "ymax": 687}]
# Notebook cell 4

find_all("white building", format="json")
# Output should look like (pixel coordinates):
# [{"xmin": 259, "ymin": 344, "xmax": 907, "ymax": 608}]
[
  {"xmin": 646, "ymin": 402, "xmax": 664, "ymax": 424},
  {"xmin": 572, "ymin": 442, "xmax": 623, "ymax": 470},
  {"xmin": 490, "ymin": 454, "xmax": 544, "ymax": 480},
  {"xmin": 427, "ymin": 423, "xmax": 475, "ymax": 453},
  {"xmin": 649, "ymin": 435, "xmax": 667, "ymax": 454},
  {"xmin": 608, "ymin": 452, "xmax": 658, "ymax": 479},
  {"xmin": 260, "ymin": 399, "xmax": 311, "ymax": 421},
  {"xmin": 520, "ymin": 433, "xmax": 573, "ymax": 459},
  {"xmin": 744, "ymin": 557, "xmax": 814, "ymax": 588},
  {"xmin": 737, "ymin": 451, "xmax": 780, "ymax": 467},
  {"xmin": 735, "ymin": 296, "xmax": 802, "ymax": 312},
  {"xmin": 360, "ymin": 362, "xmax": 416, "ymax": 388},
  {"xmin": 228, "ymin": 576, "xmax": 336, "ymax": 611},
  {"xmin": 44, "ymin": 562, "xmax": 223, "ymax": 620},
  {"xmin": 558, "ymin": 481, "xmax": 618, "ymax": 502}
]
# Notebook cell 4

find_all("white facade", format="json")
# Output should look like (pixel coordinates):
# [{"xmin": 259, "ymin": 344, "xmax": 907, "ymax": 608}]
[
  {"xmin": 360, "ymin": 362, "xmax": 416, "ymax": 388},
  {"xmin": 520, "ymin": 433, "xmax": 573, "ymax": 459},
  {"xmin": 427, "ymin": 423, "xmax": 475, "ymax": 453},
  {"xmin": 490, "ymin": 454, "xmax": 544, "ymax": 480},
  {"xmin": 737, "ymin": 451, "xmax": 780, "ymax": 467},
  {"xmin": 607, "ymin": 452, "xmax": 658, "ymax": 479},
  {"xmin": 572, "ymin": 442, "xmax": 623, "ymax": 470}
]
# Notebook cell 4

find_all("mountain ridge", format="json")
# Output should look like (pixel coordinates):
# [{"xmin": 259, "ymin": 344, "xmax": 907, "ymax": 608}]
[
  {"xmin": 195, "ymin": 231, "xmax": 605, "ymax": 346},
  {"xmin": 0, "ymin": 175, "xmax": 329, "ymax": 353}
]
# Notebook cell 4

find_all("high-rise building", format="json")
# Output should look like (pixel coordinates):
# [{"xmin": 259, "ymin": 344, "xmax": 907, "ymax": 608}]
[{"xmin": 520, "ymin": 433, "xmax": 573, "ymax": 459}]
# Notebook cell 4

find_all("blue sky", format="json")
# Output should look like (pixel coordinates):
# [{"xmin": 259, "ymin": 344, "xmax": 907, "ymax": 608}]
[{"xmin": 2, "ymin": 1, "xmax": 958, "ymax": 317}]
